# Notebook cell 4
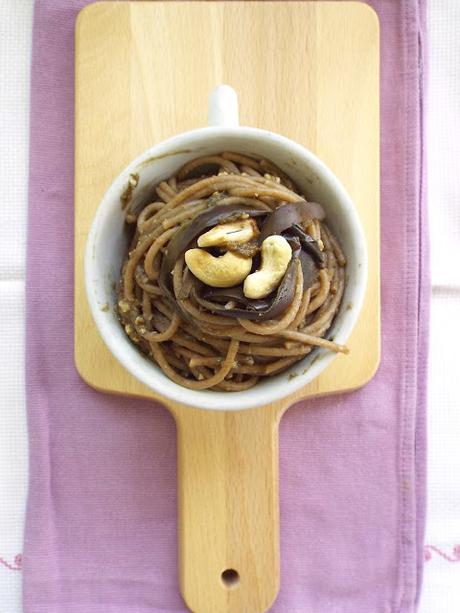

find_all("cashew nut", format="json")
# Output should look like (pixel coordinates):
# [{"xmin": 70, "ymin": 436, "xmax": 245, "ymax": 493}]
[
  {"xmin": 243, "ymin": 235, "xmax": 292, "ymax": 299},
  {"xmin": 197, "ymin": 219, "xmax": 258, "ymax": 248},
  {"xmin": 185, "ymin": 248, "xmax": 253, "ymax": 288}
]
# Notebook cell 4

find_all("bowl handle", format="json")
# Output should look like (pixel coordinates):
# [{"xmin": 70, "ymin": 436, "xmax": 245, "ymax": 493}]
[
  {"xmin": 208, "ymin": 84, "xmax": 239, "ymax": 127},
  {"xmin": 173, "ymin": 404, "xmax": 283, "ymax": 613}
]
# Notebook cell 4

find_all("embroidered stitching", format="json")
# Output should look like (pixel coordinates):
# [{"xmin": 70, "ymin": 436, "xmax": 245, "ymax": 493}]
[
  {"xmin": 424, "ymin": 545, "xmax": 460, "ymax": 563},
  {"xmin": 0, "ymin": 554, "xmax": 22, "ymax": 571},
  {"xmin": 1, "ymin": 546, "xmax": 457, "ymax": 571}
]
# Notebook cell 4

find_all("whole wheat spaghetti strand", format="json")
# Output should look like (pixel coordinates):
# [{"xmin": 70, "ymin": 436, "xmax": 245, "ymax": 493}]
[
  {"xmin": 306, "ymin": 221, "xmax": 319, "ymax": 241},
  {"xmin": 241, "ymin": 166, "xmax": 262, "ymax": 177},
  {"xmin": 150, "ymin": 297, "xmax": 175, "ymax": 319},
  {"xmin": 222, "ymin": 152, "xmax": 263, "ymax": 170},
  {"xmin": 145, "ymin": 313, "xmax": 181, "ymax": 343},
  {"xmin": 167, "ymin": 176, "xmax": 177, "ymax": 192},
  {"xmin": 216, "ymin": 377, "xmax": 259, "ymax": 391},
  {"xmin": 306, "ymin": 269, "xmax": 331, "ymax": 315},
  {"xmin": 259, "ymin": 159, "xmax": 295, "ymax": 189},
  {"xmin": 157, "ymin": 175, "xmax": 259, "ymax": 214},
  {"xmin": 156, "ymin": 184, "xmax": 174, "ymax": 203},
  {"xmin": 151, "ymin": 339, "xmax": 239, "ymax": 390},
  {"xmin": 141, "ymin": 198, "xmax": 205, "ymax": 234},
  {"xmin": 250, "ymin": 176, "xmax": 295, "ymax": 193},
  {"xmin": 229, "ymin": 187, "xmax": 301, "ymax": 202},
  {"xmin": 142, "ymin": 291, "xmax": 153, "ymax": 322},
  {"xmin": 217, "ymin": 196, "xmax": 272, "ymax": 211},
  {"xmin": 289, "ymin": 288, "xmax": 311, "ymax": 330},
  {"xmin": 123, "ymin": 234, "xmax": 159, "ymax": 299},
  {"xmin": 162, "ymin": 350, "xmax": 189, "ymax": 372},
  {"xmin": 304, "ymin": 272, "xmax": 345, "ymax": 335},
  {"xmin": 234, "ymin": 357, "xmax": 299, "ymax": 376},
  {"xmin": 162, "ymin": 202, "xmax": 208, "ymax": 230},
  {"xmin": 198, "ymin": 326, "xmax": 278, "ymax": 344},
  {"xmin": 279, "ymin": 330, "xmax": 348, "ymax": 354},
  {"xmin": 137, "ymin": 202, "xmax": 164, "ymax": 229},
  {"xmin": 135, "ymin": 270, "xmax": 164, "ymax": 295},
  {"xmin": 177, "ymin": 155, "xmax": 239, "ymax": 179},
  {"xmin": 189, "ymin": 356, "xmax": 223, "ymax": 368},
  {"xmin": 159, "ymin": 181, "xmax": 177, "ymax": 199},
  {"xmin": 238, "ymin": 344, "xmax": 314, "ymax": 357},
  {"xmin": 171, "ymin": 334, "xmax": 217, "ymax": 357},
  {"xmin": 179, "ymin": 323, "xmax": 230, "ymax": 352},
  {"xmin": 144, "ymin": 226, "xmax": 177, "ymax": 280},
  {"xmin": 322, "ymin": 224, "xmax": 347, "ymax": 266},
  {"xmin": 181, "ymin": 299, "xmax": 237, "ymax": 327}
]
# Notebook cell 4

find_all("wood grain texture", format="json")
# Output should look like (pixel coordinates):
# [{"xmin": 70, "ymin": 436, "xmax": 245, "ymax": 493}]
[
  {"xmin": 74, "ymin": 3, "xmax": 380, "ymax": 612},
  {"xmin": 175, "ymin": 405, "xmax": 282, "ymax": 613}
]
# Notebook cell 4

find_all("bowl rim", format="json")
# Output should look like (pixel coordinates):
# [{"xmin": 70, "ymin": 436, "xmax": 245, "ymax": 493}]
[{"xmin": 85, "ymin": 125, "xmax": 368, "ymax": 410}]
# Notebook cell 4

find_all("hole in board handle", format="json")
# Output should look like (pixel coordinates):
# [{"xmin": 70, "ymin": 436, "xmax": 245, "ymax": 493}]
[{"xmin": 221, "ymin": 568, "xmax": 240, "ymax": 588}]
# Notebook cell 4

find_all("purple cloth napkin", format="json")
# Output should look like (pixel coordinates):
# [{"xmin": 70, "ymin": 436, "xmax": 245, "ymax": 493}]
[{"xmin": 24, "ymin": 1, "xmax": 429, "ymax": 611}]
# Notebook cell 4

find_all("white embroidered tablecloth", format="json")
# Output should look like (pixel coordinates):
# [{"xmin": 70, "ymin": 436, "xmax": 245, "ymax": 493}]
[{"xmin": 0, "ymin": 1, "xmax": 458, "ymax": 611}]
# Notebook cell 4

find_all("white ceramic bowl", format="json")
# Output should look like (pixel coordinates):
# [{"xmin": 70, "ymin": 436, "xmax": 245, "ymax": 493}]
[{"xmin": 85, "ymin": 85, "xmax": 367, "ymax": 411}]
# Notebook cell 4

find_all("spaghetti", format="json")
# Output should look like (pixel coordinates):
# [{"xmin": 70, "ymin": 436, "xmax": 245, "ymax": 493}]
[{"xmin": 117, "ymin": 152, "xmax": 347, "ymax": 391}]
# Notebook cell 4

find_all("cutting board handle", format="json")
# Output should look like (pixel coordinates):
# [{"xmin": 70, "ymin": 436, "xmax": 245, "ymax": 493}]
[{"xmin": 173, "ymin": 406, "xmax": 282, "ymax": 613}]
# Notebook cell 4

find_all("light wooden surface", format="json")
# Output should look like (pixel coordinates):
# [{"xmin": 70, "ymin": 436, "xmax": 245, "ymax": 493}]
[
  {"xmin": 74, "ymin": 3, "xmax": 380, "ymax": 612},
  {"xmin": 176, "ymin": 405, "xmax": 282, "ymax": 613}
]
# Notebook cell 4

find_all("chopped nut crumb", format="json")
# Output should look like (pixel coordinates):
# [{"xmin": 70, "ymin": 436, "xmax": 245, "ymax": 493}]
[{"xmin": 118, "ymin": 300, "xmax": 130, "ymax": 313}]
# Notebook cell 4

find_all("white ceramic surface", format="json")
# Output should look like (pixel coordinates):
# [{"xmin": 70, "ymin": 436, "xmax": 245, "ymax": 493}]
[{"xmin": 85, "ymin": 85, "xmax": 368, "ymax": 410}]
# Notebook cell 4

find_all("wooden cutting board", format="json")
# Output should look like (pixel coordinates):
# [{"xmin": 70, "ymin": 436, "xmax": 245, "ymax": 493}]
[{"xmin": 74, "ymin": 3, "xmax": 380, "ymax": 612}]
